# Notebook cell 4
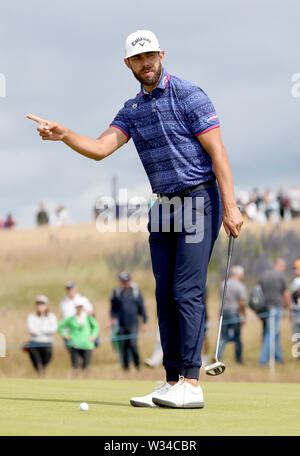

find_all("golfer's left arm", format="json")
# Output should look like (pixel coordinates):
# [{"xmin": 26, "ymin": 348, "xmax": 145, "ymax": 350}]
[{"xmin": 197, "ymin": 127, "xmax": 243, "ymax": 237}]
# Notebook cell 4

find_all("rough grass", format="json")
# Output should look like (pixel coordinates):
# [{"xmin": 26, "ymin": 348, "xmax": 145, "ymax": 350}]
[{"xmin": 0, "ymin": 220, "xmax": 300, "ymax": 383}]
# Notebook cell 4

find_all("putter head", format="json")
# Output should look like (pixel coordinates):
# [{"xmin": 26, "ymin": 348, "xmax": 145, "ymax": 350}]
[{"xmin": 204, "ymin": 361, "xmax": 226, "ymax": 376}]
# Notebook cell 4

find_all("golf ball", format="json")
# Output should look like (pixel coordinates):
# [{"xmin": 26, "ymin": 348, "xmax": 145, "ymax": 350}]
[{"xmin": 79, "ymin": 402, "xmax": 89, "ymax": 411}]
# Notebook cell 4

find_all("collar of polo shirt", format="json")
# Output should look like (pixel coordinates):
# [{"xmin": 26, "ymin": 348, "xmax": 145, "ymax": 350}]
[{"xmin": 140, "ymin": 68, "xmax": 170, "ymax": 96}]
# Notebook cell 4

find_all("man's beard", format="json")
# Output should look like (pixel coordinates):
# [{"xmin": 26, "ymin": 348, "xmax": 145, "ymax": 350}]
[{"xmin": 131, "ymin": 61, "xmax": 162, "ymax": 87}]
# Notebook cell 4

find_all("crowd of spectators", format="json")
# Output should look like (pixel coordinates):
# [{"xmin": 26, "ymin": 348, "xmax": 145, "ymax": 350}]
[
  {"xmin": 142, "ymin": 259, "xmax": 300, "ymax": 370},
  {"xmin": 23, "ymin": 259, "xmax": 300, "ymax": 377},
  {"xmin": 237, "ymin": 186, "xmax": 300, "ymax": 222},
  {"xmin": 24, "ymin": 274, "xmax": 148, "ymax": 376},
  {"xmin": 3, "ymin": 185, "xmax": 300, "ymax": 232},
  {"xmin": 36, "ymin": 203, "xmax": 70, "ymax": 227},
  {"xmin": 0, "ymin": 203, "xmax": 71, "ymax": 232},
  {"xmin": 216, "ymin": 258, "xmax": 300, "ymax": 367},
  {"xmin": 24, "ymin": 282, "xmax": 98, "ymax": 376}
]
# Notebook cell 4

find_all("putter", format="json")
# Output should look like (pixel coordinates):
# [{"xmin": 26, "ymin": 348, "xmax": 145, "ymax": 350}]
[{"xmin": 205, "ymin": 233, "xmax": 235, "ymax": 376}]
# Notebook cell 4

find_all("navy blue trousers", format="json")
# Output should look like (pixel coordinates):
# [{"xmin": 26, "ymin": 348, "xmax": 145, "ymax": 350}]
[{"xmin": 148, "ymin": 185, "xmax": 222, "ymax": 381}]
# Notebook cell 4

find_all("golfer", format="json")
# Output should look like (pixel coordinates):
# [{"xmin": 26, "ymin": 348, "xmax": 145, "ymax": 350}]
[{"xmin": 27, "ymin": 30, "xmax": 243, "ymax": 408}]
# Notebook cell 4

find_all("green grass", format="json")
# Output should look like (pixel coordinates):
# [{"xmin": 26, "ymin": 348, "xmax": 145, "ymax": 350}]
[{"xmin": 0, "ymin": 379, "xmax": 299, "ymax": 436}]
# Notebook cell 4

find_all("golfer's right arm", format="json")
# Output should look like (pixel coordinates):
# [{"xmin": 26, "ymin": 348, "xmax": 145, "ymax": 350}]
[
  {"xmin": 63, "ymin": 127, "xmax": 128, "ymax": 160},
  {"xmin": 26, "ymin": 114, "xmax": 128, "ymax": 161}
]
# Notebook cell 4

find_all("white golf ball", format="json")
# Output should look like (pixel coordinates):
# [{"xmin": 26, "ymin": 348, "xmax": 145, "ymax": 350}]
[{"xmin": 79, "ymin": 402, "xmax": 89, "ymax": 411}]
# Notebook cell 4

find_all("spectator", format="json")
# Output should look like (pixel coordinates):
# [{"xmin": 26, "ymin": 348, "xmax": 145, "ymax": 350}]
[
  {"xmin": 277, "ymin": 189, "xmax": 289, "ymax": 221},
  {"xmin": 50, "ymin": 205, "xmax": 70, "ymax": 226},
  {"xmin": 26, "ymin": 295, "xmax": 57, "ymax": 376},
  {"xmin": 60, "ymin": 282, "xmax": 94, "ymax": 319},
  {"xmin": 36, "ymin": 202, "xmax": 49, "ymax": 226},
  {"xmin": 289, "ymin": 186, "xmax": 300, "ymax": 219},
  {"xmin": 245, "ymin": 200, "xmax": 258, "ymax": 221},
  {"xmin": 218, "ymin": 266, "xmax": 247, "ymax": 364},
  {"xmin": 291, "ymin": 259, "xmax": 300, "ymax": 350},
  {"xmin": 58, "ymin": 296, "xmax": 99, "ymax": 375},
  {"xmin": 258, "ymin": 258, "xmax": 290, "ymax": 365},
  {"xmin": 3, "ymin": 214, "xmax": 15, "ymax": 229},
  {"xmin": 110, "ymin": 272, "xmax": 147, "ymax": 371},
  {"xmin": 251, "ymin": 187, "xmax": 262, "ymax": 209},
  {"xmin": 262, "ymin": 189, "xmax": 276, "ymax": 221},
  {"xmin": 60, "ymin": 282, "xmax": 94, "ymax": 353}
]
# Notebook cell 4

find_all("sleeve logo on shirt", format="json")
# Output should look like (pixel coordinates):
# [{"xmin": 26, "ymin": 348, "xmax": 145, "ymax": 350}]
[
  {"xmin": 132, "ymin": 103, "xmax": 138, "ymax": 109},
  {"xmin": 206, "ymin": 114, "xmax": 218, "ymax": 123}
]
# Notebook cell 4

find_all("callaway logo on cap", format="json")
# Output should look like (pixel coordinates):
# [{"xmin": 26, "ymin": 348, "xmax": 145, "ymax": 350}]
[{"xmin": 125, "ymin": 30, "xmax": 161, "ymax": 59}]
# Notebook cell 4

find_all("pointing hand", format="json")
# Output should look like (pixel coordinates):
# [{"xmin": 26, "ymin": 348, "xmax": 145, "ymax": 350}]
[{"xmin": 27, "ymin": 114, "xmax": 67, "ymax": 141}]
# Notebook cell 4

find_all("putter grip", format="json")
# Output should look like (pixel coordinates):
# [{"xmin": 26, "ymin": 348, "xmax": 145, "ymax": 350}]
[{"xmin": 228, "ymin": 233, "xmax": 235, "ymax": 258}]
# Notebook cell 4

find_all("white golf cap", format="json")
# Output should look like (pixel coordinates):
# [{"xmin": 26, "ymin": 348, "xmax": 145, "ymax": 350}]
[
  {"xmin": 125, "ymin": 30, "xmax": 161, "ymax": 59},
  {"xmin": 35, "ymin": 295, "xmax": 48, "ymax": 304}
]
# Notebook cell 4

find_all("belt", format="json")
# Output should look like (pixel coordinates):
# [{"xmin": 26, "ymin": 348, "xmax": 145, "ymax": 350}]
[{"xmin": 157, "ymin": 179, "xmax": 217, "ymax": 200}]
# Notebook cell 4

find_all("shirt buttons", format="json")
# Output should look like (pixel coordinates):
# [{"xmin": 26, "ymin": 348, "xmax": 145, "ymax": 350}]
[
  {"xmin": 152, "ymin": 95, "xmax": 157, "ymax": 112},
  {"xmin": 152, "ymin": 97, "xmax": 156, "ymax": 111}
]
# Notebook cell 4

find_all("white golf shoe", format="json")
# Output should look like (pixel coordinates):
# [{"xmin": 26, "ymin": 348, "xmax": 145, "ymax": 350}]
[
  {"xmin": 152, "ymin": 376, "xmax": 205, "ymax": 409},
  {"xmin": 130, "ymin": 382, "xmax": 172, "ymax": 407}
]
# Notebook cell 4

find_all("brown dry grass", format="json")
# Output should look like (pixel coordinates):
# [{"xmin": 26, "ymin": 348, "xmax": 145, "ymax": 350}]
[{"xmin": 0, "ymin": 219, "xmax": 300, "ymax": 382}]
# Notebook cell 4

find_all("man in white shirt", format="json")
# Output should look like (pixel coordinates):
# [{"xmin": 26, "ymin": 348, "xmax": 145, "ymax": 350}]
[{"xmin": 60, "ymin": 282, "xmax": 94, "ymax": 319}]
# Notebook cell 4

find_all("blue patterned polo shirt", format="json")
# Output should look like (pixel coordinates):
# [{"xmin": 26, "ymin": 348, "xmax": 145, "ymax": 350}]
[{"xmin": 110, "ymin": 68, "xmax": 220, "ymax": 194}]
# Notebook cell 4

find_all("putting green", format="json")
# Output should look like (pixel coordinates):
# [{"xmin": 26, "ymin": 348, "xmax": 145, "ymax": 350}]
[{"xmin": 0, "ymin": 379, "xmax": 299, "ymax": 436}]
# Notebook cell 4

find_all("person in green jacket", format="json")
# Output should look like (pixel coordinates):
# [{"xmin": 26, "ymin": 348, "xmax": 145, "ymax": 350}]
[{"xmin": 58, "ymin": 297, "xmax": 99, "ymax": 375}]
